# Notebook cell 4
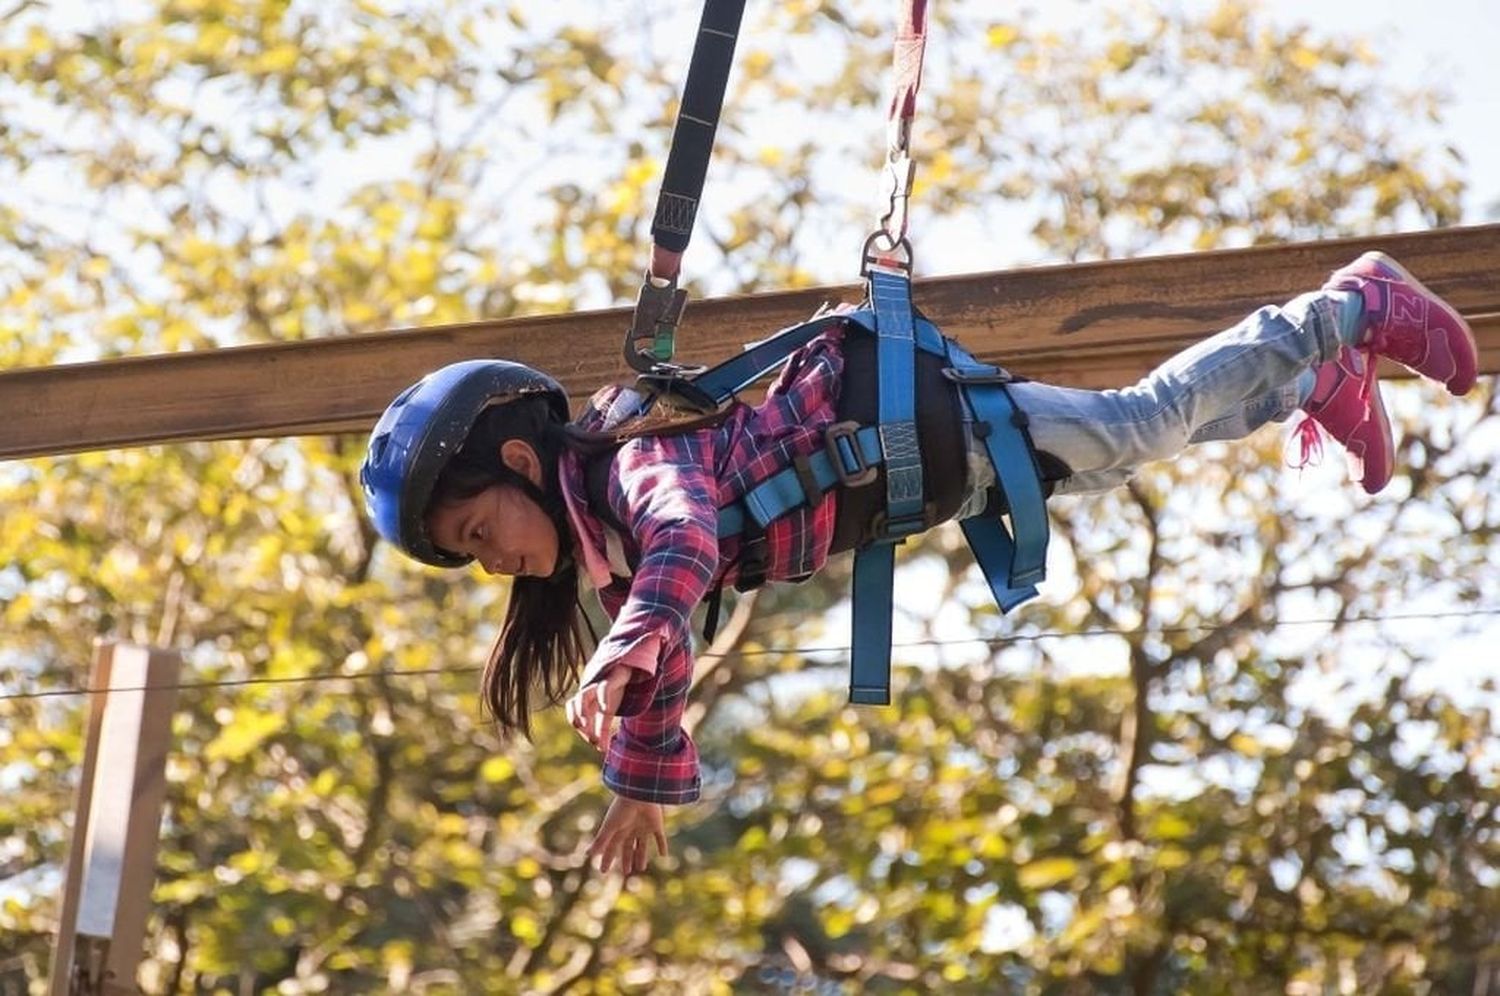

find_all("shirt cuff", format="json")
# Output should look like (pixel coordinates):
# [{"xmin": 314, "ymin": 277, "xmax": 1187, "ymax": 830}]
[{"xmin": 601, "ymin": 729, "xmax": 702, "ymax": 805}]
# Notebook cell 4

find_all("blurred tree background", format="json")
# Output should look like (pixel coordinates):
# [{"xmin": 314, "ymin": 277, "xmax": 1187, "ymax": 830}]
[{"xmin": 1, "ymin": 0, "xmax": 1496, "ymax": 993}]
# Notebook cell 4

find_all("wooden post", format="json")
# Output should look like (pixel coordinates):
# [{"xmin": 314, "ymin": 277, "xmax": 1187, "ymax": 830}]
[{"xmin": 48, "ymin": 643, "xmax": 181, "ymax": 996}]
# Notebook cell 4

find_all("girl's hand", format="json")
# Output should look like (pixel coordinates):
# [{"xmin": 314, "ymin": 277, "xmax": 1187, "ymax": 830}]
[
  {"xmin": 565, "ymin": 666, "xmax": 630, "ymax": 750},
  {"xmin": 589, "ymin": 794, "xmax": 668, "ymax": 877}
]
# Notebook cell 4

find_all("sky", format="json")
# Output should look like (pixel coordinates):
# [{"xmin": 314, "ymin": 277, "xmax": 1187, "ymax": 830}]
[{"xmin": 1256, "ymin": 0, "xmax": 1499, "ymax": 222}]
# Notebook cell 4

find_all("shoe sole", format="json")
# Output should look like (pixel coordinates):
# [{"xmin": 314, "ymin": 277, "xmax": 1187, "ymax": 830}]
[{"xmin": 1361, "ymin": 250, "xmax": 1478, "ymax": 395}]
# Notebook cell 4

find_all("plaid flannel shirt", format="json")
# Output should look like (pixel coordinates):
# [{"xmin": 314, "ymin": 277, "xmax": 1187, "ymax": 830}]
[{"xmin": 557, "ymin": 323, "xmax": 849, "ymax": 804}]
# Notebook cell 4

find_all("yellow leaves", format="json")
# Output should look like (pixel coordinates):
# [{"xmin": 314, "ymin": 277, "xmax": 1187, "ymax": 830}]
[
  {"xmin": 741, "ymin": 49, "xmax": 774, "ymax": 81},
  {"xmin": 821, "ymin": 906, "xmax": 855, "ymax": 939},
  {"xmin": 194, "ymin": 22, "xmax": 240, "ymax": 62},
  {"xmin": 1018, "ymin": 855, "xmax": 1079, "ymax": 890},
  {"xmin": 229, "ymin": 848, "xmax": 268, "ymax": 876},
  {"xmin": 1106, "ymin": 40, "xmax": 1138, "ymax": 72},
  {"xmin": 863, "ymin": 781, "xmax": 904, "ymax": 807},
  {"xmin": 22, "ymin": 24, "xmax": 49, "ymax": 57},
  {"xmin": 1149, "ymin": 810, "xmax": 1195, "ymax": 840},
  {"xmin": 398, "ymin": 245, "xmax": 438, "ymax": 287},
  {"xmin": 1288, "ymin": 45, "xmax": 1321, "ymax": 72},
  {"xmin": 509, "ymin": 910, "xmax": 542, "ymax": 946},
  {"xmin": 1155, "ymin": 846, "xmax": 1192, "ymax": 871},
  {"xmin": 986, "ymin": 24, "xmax": 1019, "ymax": 49},
  {"xmin": 479, "ymin": 754, "xmax": 514, "ymax": 782},
  {"xmin": 205, "ymin": 707, "xmax": 287, "ymax": 762},
  {"xmin": 370, "ymin": 201, "xmax": 405, "ymax": 242},
  {"xmin": 252, "ymin": 43, "xmax": 299, "ymax": 74},
  {"xmin": 737, "ymin": 826, "xmax": 769, "ymax": 852}
]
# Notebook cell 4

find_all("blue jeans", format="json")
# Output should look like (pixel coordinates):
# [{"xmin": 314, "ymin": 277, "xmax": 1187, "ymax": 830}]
[{"xmin": 1008, "ymin": 292, "xmax": 1345, "ymax": 495}]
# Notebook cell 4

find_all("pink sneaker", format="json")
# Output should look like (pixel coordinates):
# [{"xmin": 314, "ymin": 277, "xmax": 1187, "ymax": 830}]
[
  {"xmin": 1290, "ymin": 346, "xmax": 1394, "ymax": 495},
  {"xmin": 1324, "ymin": 250, "xmax": 1478, "ymax": 396}
]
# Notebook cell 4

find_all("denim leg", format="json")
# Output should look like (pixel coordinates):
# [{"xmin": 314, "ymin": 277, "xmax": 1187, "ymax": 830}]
[{"xmin": 1010, "ymin": 291, "xmax": 1342, "ymax": 496}]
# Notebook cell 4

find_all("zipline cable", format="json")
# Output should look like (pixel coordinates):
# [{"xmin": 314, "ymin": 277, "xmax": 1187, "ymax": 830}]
[{"xmin": 4, "ymin": 604, "xmax": 1499, "ymax": 703}]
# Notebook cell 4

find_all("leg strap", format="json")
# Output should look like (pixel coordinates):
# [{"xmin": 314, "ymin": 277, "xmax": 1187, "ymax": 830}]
[
  {"xmin": 942, "ymin": 339, "xmax": 1050, "ymax": 589},
  {"xmin": 850, "ymin": 543, "xmax": 896, "ymax": 705}
]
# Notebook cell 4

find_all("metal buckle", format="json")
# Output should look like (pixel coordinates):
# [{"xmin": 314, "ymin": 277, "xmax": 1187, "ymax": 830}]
[
  {"xmin": 941, "ymin": 364, "xmax": 1015, "ymax": 386},
  {"xmin": 623, "ymin": 272, "xmax": 689, "ymax": 373},
  {"xmin": 824, "ymin": 421, "xmax": 877, "ymax": 488},
  {"xmin": 635, "ymin": 364, "xmax": 717, "ymax": 416}
]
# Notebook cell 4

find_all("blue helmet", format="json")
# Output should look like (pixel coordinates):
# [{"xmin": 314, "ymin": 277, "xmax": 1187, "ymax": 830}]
[{"xmin": 360, "ymin": 360, "xmax": 569, "ymax": 567}]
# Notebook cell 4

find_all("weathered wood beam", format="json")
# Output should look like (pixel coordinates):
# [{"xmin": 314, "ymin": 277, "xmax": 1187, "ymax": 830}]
[{"xmin": 3, "ymin": 225, "xmax": 1497, "ymax": 461}]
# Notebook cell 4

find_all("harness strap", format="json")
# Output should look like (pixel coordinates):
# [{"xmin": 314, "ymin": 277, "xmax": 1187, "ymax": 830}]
[
  {"xmin": 717, "ymin": 425, "xmax": 882, "ymax": 538},
  {"xmin": 868, "ymin": 267, "xmax": 925, "ymax": 536},
  {"xmin": 941, "ymin": 340, "xmax": 1050, "ymax": 588},
  {"xmin": 850, "ymin": 543, "xmax": 897, "ymax": 705},
  {"xmin": 876, "ymin": 0, "xmax": 928, "ymax": 249},
  {"xmin": 691, "ymin": 314, "xmax": 848, "ymax": 407},
  {"xmin": 650, "ymin": 0, "xmax": 747, "ymax": 262},
  {"xmin": 847, "ymin": 264, "xmax": 924, "ymax": 706},
  {"xmin": 625, "ymin": 0, "xmax": 748, "ymax": 372}
]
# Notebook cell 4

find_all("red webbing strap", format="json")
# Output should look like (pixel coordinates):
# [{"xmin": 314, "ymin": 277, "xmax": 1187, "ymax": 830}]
[
  {"xmin": 887, "ymin": 0, "xmax": 928, "ymax": 154},
  {"xmin": 866, "ymin": 0, "xmax": 928, "ymax": 267}
]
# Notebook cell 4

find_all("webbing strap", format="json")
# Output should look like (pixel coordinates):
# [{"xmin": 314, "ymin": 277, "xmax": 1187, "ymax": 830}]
[
  {"xmin": 960, "ymin": 516, "xmax": 1038, "ymax": 612},
  {"xmin": 869, "ymin": 267, "xmax": 924, "ymax": 535},
  {"xmin": 875, "ymin": 0, "xmax": 928, "ymax": 248},
  {"xmin": 689, "ymin": 315, "xmax": 846, "ymax": 407},
  {"xmin": 650, "ymin": 0, "xmax": 748, "ymax": 260},
  {"xmin": 888, "ymin": 0, "xmax": 929, "ymax": 141},
  {"xmin": 625, "ymin": 0, "xmax": 747, "ymax": 372},
  {"xmin": 943, "ymin": 340, "xmax": 1050, "ymax": 588},
  {"xmin": 718, "ymin": 425, "xmax": 882, "ymax": 538},
  {"xmin": 850, "ymin": 544, "xmax": 895, "ymax": 705}
]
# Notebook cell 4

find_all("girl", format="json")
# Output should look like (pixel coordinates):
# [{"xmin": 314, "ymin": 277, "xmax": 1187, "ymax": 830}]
[{"xmin": 361, "ymin": 251, "xmax": 1477, "ymax": 878}]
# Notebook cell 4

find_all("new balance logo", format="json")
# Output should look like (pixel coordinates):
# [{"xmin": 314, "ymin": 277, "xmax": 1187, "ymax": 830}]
[{"xmin": 1390, "ymin": 288, "xmax": 1426, "ymax": 325}]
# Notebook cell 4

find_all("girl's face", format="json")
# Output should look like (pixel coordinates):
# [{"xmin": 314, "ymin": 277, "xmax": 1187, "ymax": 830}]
[{"xmin": 425, "ymin": 441, "xmax": 561, "ymax": 578}]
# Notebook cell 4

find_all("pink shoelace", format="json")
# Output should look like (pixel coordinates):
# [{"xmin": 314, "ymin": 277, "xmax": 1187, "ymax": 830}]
[
  {"xmin": 1286, "ymin": 344, "xmax": 1378, "ymax": 472},
  {"xmin": 1289, "ymin": 414, "xmax": 1325, "ymax": 470}
]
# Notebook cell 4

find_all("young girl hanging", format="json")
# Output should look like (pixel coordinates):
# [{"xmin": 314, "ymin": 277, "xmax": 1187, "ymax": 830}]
[{"xmin": 360, "ymin": 248, "xmax": 1479, "ymax": 877}]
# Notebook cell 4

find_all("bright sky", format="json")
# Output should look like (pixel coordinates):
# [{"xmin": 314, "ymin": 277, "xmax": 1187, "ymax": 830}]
[{"xmin": 1256, "ymin": 0, "xmax": 1500, "ymax": 222}]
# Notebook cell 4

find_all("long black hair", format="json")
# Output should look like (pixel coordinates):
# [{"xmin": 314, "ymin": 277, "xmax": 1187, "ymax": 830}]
[
  {"xmin": 429, "ymin": 393, "xmax": 735, "ymax": 738},
  {"xmin": 427, "ymin": 395, "xmax": 592, "ymax": 739}
]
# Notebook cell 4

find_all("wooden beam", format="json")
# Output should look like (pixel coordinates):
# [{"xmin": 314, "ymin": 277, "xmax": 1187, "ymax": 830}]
[{"xmin": 4, "ymin": 225, "xmax": 1497, "ymax": 461}]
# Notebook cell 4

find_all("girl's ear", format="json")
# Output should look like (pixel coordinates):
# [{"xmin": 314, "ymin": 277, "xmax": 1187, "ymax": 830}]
[{"xmin": 499, "ymin": 439, "xmax": 544, "ymax": 488}]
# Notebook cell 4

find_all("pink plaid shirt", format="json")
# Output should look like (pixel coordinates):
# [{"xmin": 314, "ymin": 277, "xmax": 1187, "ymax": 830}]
[{"xmin": 558, "ymin": 323, "xmax": 849, "ymax": 804}]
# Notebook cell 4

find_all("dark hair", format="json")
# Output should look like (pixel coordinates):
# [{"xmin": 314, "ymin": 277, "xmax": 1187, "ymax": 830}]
[
  {"xmin": 427, "ymin": 396, "xmax": 594, "ymax": 740},
  {"xmin": 430, "ymin": 392, "xmax": 737, "ymax": 738}
]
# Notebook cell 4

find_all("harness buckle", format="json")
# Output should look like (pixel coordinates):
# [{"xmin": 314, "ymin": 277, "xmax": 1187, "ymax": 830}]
[
  {"xmin": 940, "ymin": 364, "xmax": 1016, "ymax": 386},
  {"xmin": 635, "ymin": 364, "xmax": 718, "ymax": 416},
  {"xmin": 824, "ymin": 421, "xmax": 877, "ymax": 488}
]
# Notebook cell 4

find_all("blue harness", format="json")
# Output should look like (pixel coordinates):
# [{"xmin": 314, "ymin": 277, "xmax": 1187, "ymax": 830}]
[{"xmin": 647, "ymin": 264, "xmax": 1049, "ymax": 705}]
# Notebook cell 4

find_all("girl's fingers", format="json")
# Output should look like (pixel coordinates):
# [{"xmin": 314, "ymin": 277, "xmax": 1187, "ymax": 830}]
[
  {"xmin": 654, "ymin": 828, "xmax": 668, "ymax": 859},
  {"xmin": 589, "ymin": 827, "xmax": 617, "ymax": 866},
  {"xmin": 566, "ymin": 694, "xmax": 602, "ymax": 748},
  {"xmin": 591, "ymin": 683, "xmax": 616, "ymax": 743}
]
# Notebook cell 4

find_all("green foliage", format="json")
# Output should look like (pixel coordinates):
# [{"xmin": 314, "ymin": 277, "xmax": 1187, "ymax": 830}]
[{"xmin": 1, "ymin": 1, "xmax": 1494, "ymax": 993}]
